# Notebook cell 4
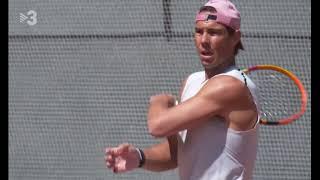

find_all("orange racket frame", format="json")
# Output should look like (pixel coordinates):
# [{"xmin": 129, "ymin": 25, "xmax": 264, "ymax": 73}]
[{"xmin": 241, "ymin": 65, "xmax": 308, "ymax": 125}]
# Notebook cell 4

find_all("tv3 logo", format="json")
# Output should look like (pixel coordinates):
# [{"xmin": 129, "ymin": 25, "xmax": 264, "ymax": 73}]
[{"xmin": 19, "ymin": 10, "xmax": 37, "ymax": 26}]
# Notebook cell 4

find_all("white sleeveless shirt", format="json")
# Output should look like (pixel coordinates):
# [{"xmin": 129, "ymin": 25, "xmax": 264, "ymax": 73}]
[{"xmin": 177, "ymin": 66, "xmax": 260, "ymax": 180}]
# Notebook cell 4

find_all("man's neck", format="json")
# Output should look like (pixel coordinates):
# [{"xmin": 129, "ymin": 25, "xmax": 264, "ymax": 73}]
[{"xmin": 204, "ymin": 61, "xmax": 236, "ymax": 79}]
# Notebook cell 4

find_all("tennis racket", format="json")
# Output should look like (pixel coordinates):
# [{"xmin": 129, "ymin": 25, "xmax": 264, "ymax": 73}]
[{"xmin": 241, "ymin": 64, "xmax": 307, "ymax": 125}]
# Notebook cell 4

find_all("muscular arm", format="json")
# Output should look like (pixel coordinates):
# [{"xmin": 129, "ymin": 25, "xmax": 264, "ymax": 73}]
[
  {"xmin": 106, "ymin": 135, "xmax": 178, "ymax": 172},
  {"xmin": 142, "ymin": 135, "xmax": 178, "ymax": 171},
  {"xmin": 148, "ymin": 75, "xmax": 258, "ymax": 138}
]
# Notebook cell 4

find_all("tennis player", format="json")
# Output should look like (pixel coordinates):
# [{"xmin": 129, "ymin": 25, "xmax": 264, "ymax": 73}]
[{"xmin": 105, "ymin": 0, "xmax": 261, "ymax": 179}]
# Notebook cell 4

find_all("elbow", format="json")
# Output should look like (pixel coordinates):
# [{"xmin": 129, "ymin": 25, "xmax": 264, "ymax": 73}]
[{"xmin": 148, "ymin": 119, "xmax": 166, "ymax": 138}]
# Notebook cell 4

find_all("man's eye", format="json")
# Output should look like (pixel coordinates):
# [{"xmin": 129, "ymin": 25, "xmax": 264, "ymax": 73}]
[
  {"xmin": 195, "ymin": 29, "xmax": 202, "ymax": 34},
  {"xmin": 208, "ymin": 31, "xmax": 218, "ymax": 35}
]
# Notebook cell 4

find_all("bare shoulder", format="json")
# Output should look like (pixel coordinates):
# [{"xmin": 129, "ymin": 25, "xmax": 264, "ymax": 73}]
[
  {"xmin": 199, "ymin": 75, "xmax": 247, "ymax": 101},
  {"xmin": 199, "ymin": 75, "xmax": 258, "ymax": 130}
]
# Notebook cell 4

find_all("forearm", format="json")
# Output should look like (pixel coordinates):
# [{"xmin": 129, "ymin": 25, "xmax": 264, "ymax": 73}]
[
  {"xmin": 148, "ymin": 95, "xmax": 176, "ymax": 137},
  {"xmin": 142, "ymin": 136, "xmax": 178, "ymax": 172}
]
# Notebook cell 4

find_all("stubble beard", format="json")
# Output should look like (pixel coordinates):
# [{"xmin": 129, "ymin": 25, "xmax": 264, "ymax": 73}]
[{"xmin": 202, "ymin": 57, "xmax": 235, "ymax": 79}]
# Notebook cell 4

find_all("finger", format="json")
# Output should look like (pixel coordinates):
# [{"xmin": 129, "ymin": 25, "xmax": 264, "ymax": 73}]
[
  {"xmin": 105, "ymin": 148, "xmax": 112, "ymax": 156},
  {"xmin": 106, "ymin": 161, "xmax": 114, "ymax": 168},
  {"xmin": 116, "ymin": 143, "xmax": 130, "ymax": 154},
  {"xmin": 105, "ymin": 148, "xmax": 110, "ymax": 154},
  {"xmin": 113, "ymin": 166, "xmax": 118, "ymax": 173},
  {"xmin": 106, "ymin": 147, "xmax": 118, "ymax": 156},
  {"xmin": 106, "ymin": 147, "xmax": 116, "ymax": 155},
  {"xmin": 106, "ymin": 156, "xmax": 115, "ymax": 169},
  {"xmin": 105, "ymin": 155, "xmax": 114, "ymax": 163},
  {"xmin": 113, "ymin": 162, "xmax": 126, "ymax": 173},
  {"xmin": 105, "ymin": 154, "xmax": 115, "ymax": 168}
]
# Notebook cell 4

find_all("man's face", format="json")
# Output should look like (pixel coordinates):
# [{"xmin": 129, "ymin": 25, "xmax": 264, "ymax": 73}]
[{"xmin": 194, "ymin": 19, "xmax": 238, "ymax": 70}]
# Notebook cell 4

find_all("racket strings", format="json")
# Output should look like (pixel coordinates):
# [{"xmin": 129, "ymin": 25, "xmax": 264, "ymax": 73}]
[{"xmin": 248, "ymin": 70, "xmax": 301, "ymax": 123}]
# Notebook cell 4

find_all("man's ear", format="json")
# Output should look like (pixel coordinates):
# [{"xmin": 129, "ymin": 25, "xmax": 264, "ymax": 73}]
[{"xmin": 233, "ymin": 30, "xmax": 241, "ymax": 46}]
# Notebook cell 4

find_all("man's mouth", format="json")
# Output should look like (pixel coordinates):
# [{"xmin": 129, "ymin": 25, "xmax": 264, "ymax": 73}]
[
  {"xmin": 200, "ymin": 51, "xmax": 213, "ymax": 56},
  {"xmin": 199, "ymin": 52, "xmax": 214, "ymax": 64}
]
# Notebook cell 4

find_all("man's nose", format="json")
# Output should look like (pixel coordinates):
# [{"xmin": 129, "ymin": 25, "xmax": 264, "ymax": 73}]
[{"xmin": 201, "ymin": 32, "xmax": 210, "ymax": 45}]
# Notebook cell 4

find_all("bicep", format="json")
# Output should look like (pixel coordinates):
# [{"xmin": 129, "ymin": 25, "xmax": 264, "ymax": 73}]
[
  {"xmin": 166, "ymin": 87, "xmax": 224, "ymax": 130},
  {"xmin": 152, "ymin": 83, "xmax": 225, "ymax": 137},
  {"xmin": 152, "ymin": 77, "xmax": 244, "ymax": 137}
]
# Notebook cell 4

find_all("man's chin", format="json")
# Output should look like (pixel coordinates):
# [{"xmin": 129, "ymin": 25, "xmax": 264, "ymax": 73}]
[
  {"xmin": 201, "ymin": 63, "xmax": 216, "ymax": 70},
  {"xmin": 200, "ymin": 57, "xmax": 213, "ymax": 64},
  {"xmin": 200, "ymin": 58, "xmax": 214, "ymax": 67}
]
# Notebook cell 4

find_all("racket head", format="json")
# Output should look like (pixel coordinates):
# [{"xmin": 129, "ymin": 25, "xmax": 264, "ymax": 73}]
[{"xmin": 241, "ymin": 65, "xmax": 307, "ymax": 125}]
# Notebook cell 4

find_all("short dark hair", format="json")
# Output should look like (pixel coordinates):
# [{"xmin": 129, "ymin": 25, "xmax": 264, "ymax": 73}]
[{"xmin": 225, "ymin": 26, "xmax": 243, "ymax": 55}]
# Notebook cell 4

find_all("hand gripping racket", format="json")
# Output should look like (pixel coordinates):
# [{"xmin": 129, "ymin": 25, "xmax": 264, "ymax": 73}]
[{"xmin": 241, "ymin": 65, "xmax": 308, "ymax": 125}]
